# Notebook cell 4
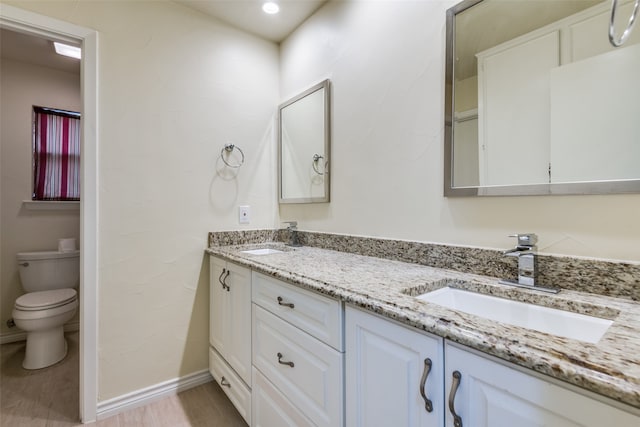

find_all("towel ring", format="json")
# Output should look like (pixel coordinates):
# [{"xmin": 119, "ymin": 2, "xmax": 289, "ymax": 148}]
[
  {"xmin": 221, "ymin": 143, "xmax": 245, "ymax": 168},
  {"xmin": 312, "ymin": 154, "xmax": 327, "ymax": 175},
  {"xmin": 609, "ymin": 0, "xmax": 639, "ymax": 47}
]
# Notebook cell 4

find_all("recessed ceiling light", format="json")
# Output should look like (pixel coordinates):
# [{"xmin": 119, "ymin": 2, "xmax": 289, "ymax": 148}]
[
  {"xmin": 262, "ymin": 2, "xmax": 280, "ymax": 15},
  {"xmin": 53, "ymin": 42, "xmax": 81, "ymax": 59}
]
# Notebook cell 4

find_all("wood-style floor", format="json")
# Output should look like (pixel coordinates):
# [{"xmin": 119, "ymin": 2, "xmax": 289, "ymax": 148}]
[{"xmin": 0, "ymin": 332, "xmax": 247, "ymax": 426}]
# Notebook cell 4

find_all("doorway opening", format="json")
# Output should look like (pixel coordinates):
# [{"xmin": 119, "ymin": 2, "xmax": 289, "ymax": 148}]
[{"xmin": 1, "ymin": 6, "xmax": 98, "ymax": 422}]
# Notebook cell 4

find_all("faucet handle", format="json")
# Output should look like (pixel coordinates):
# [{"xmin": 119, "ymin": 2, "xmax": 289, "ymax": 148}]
[
  {"xmin": 283, "ymin": 221, "xmax": 298, "ymax": 230},
  {"xmin": 508, "ymin": 233, "xmax": 538, "ymax": 248}
]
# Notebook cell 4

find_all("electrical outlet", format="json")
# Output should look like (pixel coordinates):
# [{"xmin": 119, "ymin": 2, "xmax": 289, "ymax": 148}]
[{"xmin": 239, "ymin": 205, "xmax": 250, "ymax": 224}]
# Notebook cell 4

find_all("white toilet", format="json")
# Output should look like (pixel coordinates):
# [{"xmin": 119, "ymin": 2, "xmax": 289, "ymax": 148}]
[{"xmin": 12, "ymin": 250, "xmax": 79, "ymax": 369}]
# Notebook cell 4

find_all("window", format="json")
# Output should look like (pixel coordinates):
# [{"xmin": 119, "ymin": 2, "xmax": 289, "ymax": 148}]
[{"xmin": 32, "ymin": 106, "xmax": 81, "ymax": 200}]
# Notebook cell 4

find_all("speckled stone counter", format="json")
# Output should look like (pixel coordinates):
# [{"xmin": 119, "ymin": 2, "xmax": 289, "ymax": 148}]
[
  {"xmin": 209, "ymin": 229, "xmax": 640, "ymax": 300},
  {"xmin": 206, "ymin": 242, "xmax": 640, "ymax": 410}
]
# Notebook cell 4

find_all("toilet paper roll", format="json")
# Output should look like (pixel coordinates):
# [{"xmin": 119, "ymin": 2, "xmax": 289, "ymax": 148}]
[{"xmin": 58, "ymin": 238, "xmax": 77, "ymax": 252}]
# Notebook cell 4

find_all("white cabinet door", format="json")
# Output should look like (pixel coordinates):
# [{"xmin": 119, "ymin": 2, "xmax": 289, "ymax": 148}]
[
  {"xmin": 569, "ymin": 1, "xmax": 640, "ymax": 62},
  {"xmin": 477, "ymin": 30, "xmax": 559, "ymax": 186},
  {"xmin": 225, "ymin": 261, "xmax": 252, "ymax": 385},
  {"xmin": 549, "ymin": 43, "xmax": 640, "ymax": 183},
  {"xmin": 346, "ymin": 306, "xmax": 444, "ymax": 427},
  {"xmin": 210, "ymin": 256, "xmax": 228, "ymax": 357},
  {"xmin": 444, "ymin": 343, "xmax": 639, "ymax": 427},
  {"xmin": 209, "ymin": 256, "xmax": 252, "ymax": 386}
]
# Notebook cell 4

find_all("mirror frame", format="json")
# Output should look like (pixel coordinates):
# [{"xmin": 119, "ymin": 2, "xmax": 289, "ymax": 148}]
[
  {"xmin": 278, "ymin": 79, "xmax": 331, "ymax": 204},
  {"xmin": 444, "ymin": 0, "xmax": 640, "ymax": 197}
]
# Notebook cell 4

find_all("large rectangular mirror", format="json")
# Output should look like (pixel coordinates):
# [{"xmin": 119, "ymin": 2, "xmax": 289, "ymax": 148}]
[
  {"xmin": 445, "ymin": 0, "xmax": 640, "ymax": 196},
  {"xmin": 278, "ymin": 79, "xmax": 331, "ymax": 203}
]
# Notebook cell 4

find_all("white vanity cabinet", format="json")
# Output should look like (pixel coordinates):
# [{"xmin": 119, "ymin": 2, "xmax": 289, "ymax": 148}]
[
  {"xmin": 209, "ymin": 256, "xmax": 252, "ymax": 424},
  {"xmin": 444, "ymin": 343, "xmax": 639, "ymax": 427},
  {"xmin": 346, "ymin": 306, "xmax": 445, "ymax": 427},
  {"xmin": 251, "ymin": 272, "xmax": 344, "ymax": 427},
  {"xmin": 345, "ymin": 306, "xmax": 639, "ymax": 427},
  {"xmin": 207, "ymin": 253, "xmax": 639, "ymax": 426}
]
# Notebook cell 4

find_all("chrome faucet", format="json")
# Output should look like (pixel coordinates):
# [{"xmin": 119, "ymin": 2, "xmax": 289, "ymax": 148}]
[
  {"xmin": 283, "ymin": 221, "xmax": 302, "ymax": 247},
  {"xmin": 504, "ymin": 233, "xmax": 538, "ymax": 286},
  {"xmin": 500, "ymin": 233, "xmax": 559, "ymax": 293}
]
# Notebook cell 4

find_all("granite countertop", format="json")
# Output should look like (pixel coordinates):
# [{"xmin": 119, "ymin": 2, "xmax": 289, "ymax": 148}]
[{"xmin": 206, "ymin": 242, "xmax": 640, "ymax": 409}]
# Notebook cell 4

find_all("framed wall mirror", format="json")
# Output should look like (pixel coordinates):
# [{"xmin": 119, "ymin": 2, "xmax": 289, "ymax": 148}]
[
  {"xmin": 278, "ymin": 79, "xmax": 331, "ymax": 203},
  {"xmin": 444, "ymin": 0, "xmax": 640, "ymax": 196}
]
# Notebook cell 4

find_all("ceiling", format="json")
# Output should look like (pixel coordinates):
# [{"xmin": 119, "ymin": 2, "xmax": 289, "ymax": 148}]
[
  {"xmin": 0, "ymin": 1, "xmax": 326, "ymax": 73},
  {"xmin": 2, "ymin": 1, "xmax": 605, "ymax": 78},
  {"xmin": 175, "ymin": 0, "xmax": 328, "ymax": 42},
  {"xmin": 0, "ymin": 28, "xmax": 81, "ymax": 74}
]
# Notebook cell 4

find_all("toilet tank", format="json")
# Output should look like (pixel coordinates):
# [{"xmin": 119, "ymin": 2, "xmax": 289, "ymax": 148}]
[{"xmin": 16, "ymin": 250, "xmax": 80, "ymax": 292}]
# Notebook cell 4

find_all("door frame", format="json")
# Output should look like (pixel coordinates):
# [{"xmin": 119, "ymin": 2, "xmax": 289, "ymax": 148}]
[{"xmin": 0, "ymin": 5, "xmax": 99, "ymax": 422}]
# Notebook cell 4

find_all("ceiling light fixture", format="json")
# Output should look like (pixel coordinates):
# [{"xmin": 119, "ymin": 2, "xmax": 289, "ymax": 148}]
[
  {"xmin": 262, "ymin": 2, "xmax": 280, "ymax": 15},
  {"xmin": 53, "ymin": 42, "xmax": 82, "ymax": 59}
]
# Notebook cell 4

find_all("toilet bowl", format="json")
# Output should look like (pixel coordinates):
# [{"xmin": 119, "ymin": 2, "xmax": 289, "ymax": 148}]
[
  {"xmin": 12, "ymin": 289, "xmax": 78, "ymax": 369},
  {"xmin": 13, "ymin": 250, "xmax": 79, "ymax": 370}
]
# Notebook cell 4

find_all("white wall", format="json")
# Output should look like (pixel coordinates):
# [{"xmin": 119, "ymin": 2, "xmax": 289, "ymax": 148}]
[
  {"xmin": 0, "ymin": 58, "xmax": 81, "ymax": 337},
  {"xmin": 279, "ymin": 0, "xmax": 640, "ymax": 262},
  {"xmin": 5, "ymin": 0, "xmax": 279, "ymax": 401}
]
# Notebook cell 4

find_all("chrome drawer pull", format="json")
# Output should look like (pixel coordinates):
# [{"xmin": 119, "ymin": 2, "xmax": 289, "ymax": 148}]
[
  {"xmin": 420, "ymin": 358, "xmax": 433, "ymax": 413},
  {"xmin": 277, "ymin": 352, "xmax": 295, "ymax": 368},
  {"xmin": 277, "ymin": 296, "xmax": 294, "ymax": 309},
  {"xmin": 19, "ymin": 262, "xmax": 29, "ymax": 267},
  {"xmin": 220, "ymin": 376, "xmax": 231, "ymax": 388},
  {"xmin": 448, "ymin": 371, "xmax": 463, "ymax": 427}
]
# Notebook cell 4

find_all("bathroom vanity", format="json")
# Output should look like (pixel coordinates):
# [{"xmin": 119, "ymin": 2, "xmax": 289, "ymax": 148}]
[{"xmin": 206, "ymin": 240, "xmax": 640, "ymax": 426}]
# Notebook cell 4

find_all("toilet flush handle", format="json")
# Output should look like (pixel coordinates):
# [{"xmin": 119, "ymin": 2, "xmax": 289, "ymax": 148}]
[{"xmin": 19, "ymin": 262, "xmax": 29, "ymax": 267}]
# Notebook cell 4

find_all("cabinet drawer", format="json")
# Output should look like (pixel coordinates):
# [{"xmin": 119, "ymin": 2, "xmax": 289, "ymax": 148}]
[
  {"xmin": 208, "ymin": 347, "xmax": 251, "ymax": 426},
  {"xmin": 252, "ymin": 367, "xmax": 315, "ymax": 427},
  {"xmin": 252, "ymin": 271, "xmax": 344, "ymax": 351},
  {"xmin": 253, "ymin": 305, "xmax": 344, "ymax": 427}
]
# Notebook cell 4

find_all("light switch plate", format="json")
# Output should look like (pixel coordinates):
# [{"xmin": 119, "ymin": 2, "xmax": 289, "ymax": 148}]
[{"xmin": 239, "ymin": 205, "xmax": 250, "ymax": 224}]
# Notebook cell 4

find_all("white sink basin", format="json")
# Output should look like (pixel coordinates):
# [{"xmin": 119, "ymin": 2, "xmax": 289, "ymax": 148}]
[
  {"xmin": 241, "ymin": 248, "xmax": 284, "ymax": 255},
  {"xmin": 417, "ymin": 287, "xmax": 612, "ymax": 343}
]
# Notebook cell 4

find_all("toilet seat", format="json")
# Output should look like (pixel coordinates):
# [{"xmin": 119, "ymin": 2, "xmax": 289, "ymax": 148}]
[{"xmin": 15, "ymin": 289, "xmax": 77, "ymax": 311}]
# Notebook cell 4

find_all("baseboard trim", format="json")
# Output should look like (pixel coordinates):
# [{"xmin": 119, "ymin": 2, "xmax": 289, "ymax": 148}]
[
  {"xmin": 0, "ymin": 321, "xmax": 80, "ymax": 345},
  {"xmin": 96, "ymin": 369, "xmax": 213, "ymax": 420}
]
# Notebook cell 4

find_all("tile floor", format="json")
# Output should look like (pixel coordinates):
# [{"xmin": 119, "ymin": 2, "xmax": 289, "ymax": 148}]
[{"xmin": 0, "ymin": 332, "xmax": 247, "ymax": 426}]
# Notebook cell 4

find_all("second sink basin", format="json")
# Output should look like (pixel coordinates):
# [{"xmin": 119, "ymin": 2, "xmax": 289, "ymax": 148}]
[
  {"xmin": 241, "ymin": 248, "xmax": 285, "ymax": 255},
  {"xmin": 417, "ymin": 287, "xmax": 613, "ymax": 343}
]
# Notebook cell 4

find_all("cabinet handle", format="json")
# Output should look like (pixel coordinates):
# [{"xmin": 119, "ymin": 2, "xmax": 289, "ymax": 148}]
[
  {"xmin": 223, "ymin": 270, "xmax": 230, "ymax": 291},
  {"xmin": 277, "ymin": 296, "xmax": 295, "ymax": 309},
  {"xmin": 220, "ymin": 376, "xmax": 231, "ymax": 388},
  {"xmin": 448, "ymin": 371, "xmax": 463, "ymax": 427},
  {"xmin": 419, "ymin": 358, "xmax": 433, "ymax": 413},
  {"xmin": 218, "ymin": 268, "xmax": 227, "ymax": 290},
  {"xmin": 277, "ymin": 352, "xmax": 295, "ymax": 368},
  {"xmin": 219, "ymin": 269, "xmax": 230, "ymax": 291}
]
